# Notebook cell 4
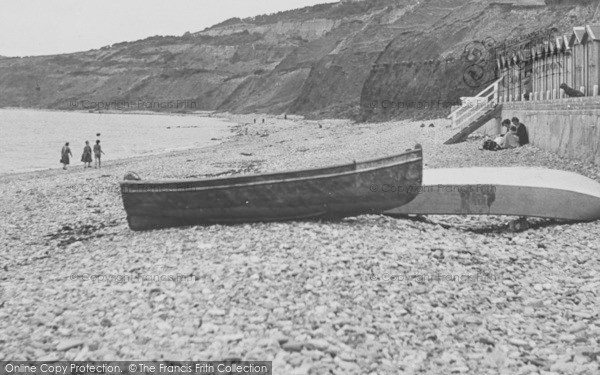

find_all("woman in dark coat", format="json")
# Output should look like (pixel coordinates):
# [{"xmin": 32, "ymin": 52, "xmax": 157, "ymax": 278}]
[
  {"xmin": 512, "ymin": 117, "xmax": 529, "ymax": 146},
  {"xmin": 81, "ymin": 141, "xmax": 93, "ymax": 168},
  {"xmin": 60, "ymin": 142, "xmax": 72, "ymax": 170}
]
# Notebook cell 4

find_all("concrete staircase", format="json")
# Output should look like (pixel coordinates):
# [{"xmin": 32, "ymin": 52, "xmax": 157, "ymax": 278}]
[{"xmin": 444, "ymin": 77, "xmax": 503, "ymax": 145}]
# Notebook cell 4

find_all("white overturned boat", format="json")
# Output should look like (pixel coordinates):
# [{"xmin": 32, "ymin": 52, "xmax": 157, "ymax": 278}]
[{"xmin": 385, "ymin": 167, "xmax": 600, "ymax": 221}]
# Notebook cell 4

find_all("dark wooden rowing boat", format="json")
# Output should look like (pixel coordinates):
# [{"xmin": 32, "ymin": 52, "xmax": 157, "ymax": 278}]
[{"xmin": 120, "ymin": 146, "xmax": 423, "ymax": 230}]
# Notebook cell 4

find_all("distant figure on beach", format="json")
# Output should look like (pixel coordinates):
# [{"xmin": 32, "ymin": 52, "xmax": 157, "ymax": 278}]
[
  {"xmin": 60, "ymin": 142, "xmax": 72, "ymax": 170},
  {"xmin": 253, "ymin": 119, "xmax": 256, "ymax": 124},
  {"xmin": 262, "ymin": 118, "xmax": 265, "ymax": 124},
  {"xmin": 93, "ymin": 140, "xmax": 105, "ymax": 168},
  {"xmin": 81, "ymin": 141, "xmax": 93, "ymax": 168},
  {"xmin": 512, "ymin": 117, "xmax": 529, "ymax": 146}
]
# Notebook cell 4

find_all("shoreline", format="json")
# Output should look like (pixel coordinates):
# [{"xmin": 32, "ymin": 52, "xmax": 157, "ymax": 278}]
[
  {"xmin": 0, "ymin": 107, "xmax": 217, "ymax": 116},
  {"xmin": 0, "ymin": 110, "xmax": 241, "ymax": 179},
  {"xmin": 0, "ymin": 135, "xmax": 234, "ymax": 179},
  {"xmin": 0, "ymin": 112, "xmax": 315, "ymax": 180}
]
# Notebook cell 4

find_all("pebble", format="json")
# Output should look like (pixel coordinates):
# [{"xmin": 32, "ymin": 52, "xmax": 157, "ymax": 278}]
[
  {"xmin": 282, "ymin": 341, "xmax": 304, "ymax": 352},
  {"xmin": 56, "ymin": 339, "xmax": 84, "ymax": 351},
  {"xmin": 305, "ymin": 339, "xmax": 329, "ymax": 351},
  {"xmin": 207, "ymin": 308, "xmax": 226, "ymax": 316},
  {"xmin": 550, "ymin": 362, "xmax": 579, "ymax": 373},
  {"xmin": 155, "ymin": 321, "xmax": 171, "ymax": 331},
  {"xmin": 477, "ymin": 337, "xmax": 495, "ymax": 346},
  {"xmin": 334, "ymin": 357, "xmax": 360, "ymax": 372},
  {"xmin": 569, "ymin": 322, "xmax": 587, "ymax": 334},
  {"xmin": 38, "ymin": 353, "xmax": 61, "ymax": 361},
  {"xmin": 339, "ymin": 351, "xmax": 357, "ymax": 362},
  {"xmin": 272, "ymin": 333, "xmax": 290, "ymax": 345},
  {"xmin": 216, "ymin": 333, "xmax": 244, "ymax": 343},
  {"xmin": 559, "ymin": 334, "xmax": 576, "ymax": 342},
  {"xmin": 508, "ymin": 338, "xmax": 528, "ymax": 347}
]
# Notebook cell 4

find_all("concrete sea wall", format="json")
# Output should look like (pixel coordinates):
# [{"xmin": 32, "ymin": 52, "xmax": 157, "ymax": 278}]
[{"xmin": 499, "ymin": 98, "xmax": 600, "ymax": 164}]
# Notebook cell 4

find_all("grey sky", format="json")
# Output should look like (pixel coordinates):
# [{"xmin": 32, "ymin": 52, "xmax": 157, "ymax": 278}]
[{"xmin": 0, "ymin": 0, "xmax": 335, "ymax": 57}]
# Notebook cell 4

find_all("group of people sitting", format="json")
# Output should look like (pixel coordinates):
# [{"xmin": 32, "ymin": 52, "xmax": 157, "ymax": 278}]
[{"xmin": 482, "ymin": 117, "xmax": 529, "ymax": 151}]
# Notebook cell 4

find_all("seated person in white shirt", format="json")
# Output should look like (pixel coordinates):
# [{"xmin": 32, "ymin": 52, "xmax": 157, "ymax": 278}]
[
  {"xmin": 498, "ymin": 125, "xmax": 520, "ymax": 149},
  {"xmin": 493, "ymin": 119, "xmax": 511, "ymax": 146}
]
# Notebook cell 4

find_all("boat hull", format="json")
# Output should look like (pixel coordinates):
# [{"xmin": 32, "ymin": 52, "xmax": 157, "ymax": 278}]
[
  {"xmin": 385, "ymin": 167, "xmax": 600, "ymax": 221},
  {"xmin": 121, "ymin": 149, "xmax": 423, "ymax": 230}
]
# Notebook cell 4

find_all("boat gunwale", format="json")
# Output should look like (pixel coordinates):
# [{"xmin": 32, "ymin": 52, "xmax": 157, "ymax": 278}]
[{"xmin": 120, "ymin": 149, "xmax": 423, "ymax": 193}]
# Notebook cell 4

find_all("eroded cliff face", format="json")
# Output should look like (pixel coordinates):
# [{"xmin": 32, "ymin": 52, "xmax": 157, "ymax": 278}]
[
  {"xmin": 200, "ymin": 19, "xmax": 341, "ymax": 42},
  {"xmin": 0, "ymin": 0, "xmax": 596, "ymax": 120}
]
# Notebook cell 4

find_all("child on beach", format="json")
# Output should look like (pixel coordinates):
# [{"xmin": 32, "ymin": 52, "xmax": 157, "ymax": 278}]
[
  {"xmin": 81, "ymin": 141, "xmax": 92, "ymax": 168},
  {"xmin": 60, "ymin": 142, "xmax": 72, "ymax": 170},
  {"xmin": 93, "ymin": 140, "xmax": 105, "ymax": 168}
]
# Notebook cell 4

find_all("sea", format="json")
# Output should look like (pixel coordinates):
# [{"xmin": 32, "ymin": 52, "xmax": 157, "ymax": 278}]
[{"xmin": 0, "ymin": 109, "xmax": 234, "ymax": 175}]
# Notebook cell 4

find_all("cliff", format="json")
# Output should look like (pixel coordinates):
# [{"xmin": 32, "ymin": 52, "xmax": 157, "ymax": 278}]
[{"xmin": 0, "ymin": 0, "xmax": 596, "ymax": 120}]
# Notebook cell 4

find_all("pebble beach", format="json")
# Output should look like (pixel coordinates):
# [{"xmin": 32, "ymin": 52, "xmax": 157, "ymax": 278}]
[{"xmin": 1, "ymin": 114, "xmax": 599, "ymax": 374}]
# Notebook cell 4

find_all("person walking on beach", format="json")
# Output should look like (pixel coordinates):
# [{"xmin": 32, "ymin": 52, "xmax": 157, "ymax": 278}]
[
  {"xmin": 93, "ymin": 140, "xmax": 105, "ymax": 168},
  {"xmin": 60, "ymin": 142, "xmax": 72, "ymax": 170},
  {"xmin": 81, "ymin": 141, "xmax": 93, "ymax": 168}
]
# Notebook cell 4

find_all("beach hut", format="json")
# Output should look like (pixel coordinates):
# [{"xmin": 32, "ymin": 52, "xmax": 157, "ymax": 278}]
[
  {"xmin": 541, "ymin": 41, "xmax": 551, "ymax": 98},
  {"xmin": 499, "ymin": 50, "xmax": 512, "ymax": 101},
  {"xmin": 569, "ymin": 26, "xmax": 586, "ymax": 94},
  {"xmin": 547, "ymin": 40, "xmax": 558, "ymax": 98},
  {"xmin": 582, "ymin": 25, "xmax": 600, "ymax": 95},
  {"xmin": 502, "ymin": 56, "xmax": 513, "ymax": 101},
  {"xmin": 510, "ymin": 55, "xmax": 520, "ymax": 100},
  {"xmin": 533, "ymin": 42, "xmax": 545, "ymax": 98},
  {"xmin": 497, "ymin": 54, "xmax": 510, "ymax": 101},
  {"xmin": 530, "ymin": 45, "xmax": 538, "ymax": 98},
  {"xmin": 553, "ymin": 39, "xmax": 563, "ymax": 98},
  {"xmin": 517, "ymin": 49, "xmax": 533, "ymax": 100},
  {"xmin": 562, "ymin": 34, "xmax": 573, "ymax": 90},
  {"xmin": 501, "ymin": 54, "xmax": 510, "ymax": 101}
]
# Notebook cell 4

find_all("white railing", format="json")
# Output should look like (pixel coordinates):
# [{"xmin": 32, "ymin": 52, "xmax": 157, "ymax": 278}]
[{"xmin": 448, "ymin": 77, "xmax": 503, "ymax": 129}]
